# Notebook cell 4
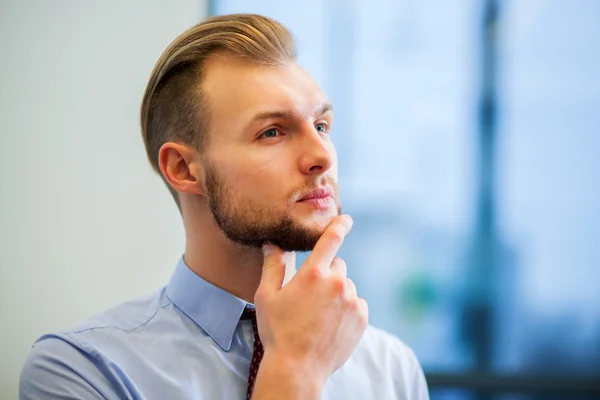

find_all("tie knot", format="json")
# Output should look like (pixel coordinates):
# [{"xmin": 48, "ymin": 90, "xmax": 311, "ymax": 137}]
[{"xmin": 241, "ymin": 305, "xmax": 256, "ymax": 321}]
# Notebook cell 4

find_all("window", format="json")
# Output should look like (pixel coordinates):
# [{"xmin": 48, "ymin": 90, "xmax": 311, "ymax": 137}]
[{"xmin": 212, "ymin": 1, "xmax": 600, "ymax": 397}]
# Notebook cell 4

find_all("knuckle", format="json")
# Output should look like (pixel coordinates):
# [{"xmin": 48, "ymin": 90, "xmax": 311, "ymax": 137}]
[
  {"xmin": 345, "ymin": 278, "xmax": 357, "ymax": 294},
  {"xmin": 347, "ymin": 298, "xmax": 360, "ymax": 312},
  {"xmin": 360, "ymin": 298, "xmax": 369, "ymax": 311},
  {"xmin": 359, "ymin": 299, "xmax": 369, "ymax": 325},
  {"xmin": 306, "ymin": 266, "xmax": 324, "ymax": 282},
  {"xmin": 330, "ymin": 275, "xmax": 347, "ymax": 294},
  {"xmin": 333, "ymin": 257, "xmax": 346, "ymax": 268},
  {"xmin": 360, "ymin": 315, "xmax": 368, "ymax": 330}
]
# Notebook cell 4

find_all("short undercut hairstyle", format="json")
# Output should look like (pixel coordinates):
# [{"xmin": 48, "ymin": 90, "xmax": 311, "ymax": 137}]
[{"xmin": 140, "ymin": 14, "xmax": 297, "ymax": 209}]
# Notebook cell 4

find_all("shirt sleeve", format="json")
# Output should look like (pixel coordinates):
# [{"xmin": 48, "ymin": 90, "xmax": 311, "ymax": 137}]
[
  {"xmin": 19, "ymin": 336, "xmax": 119, "ymax": 400},
  {"xmin": 385, "ymin": 331, "xmax": 430, "ymax": 400},
  {"xmin": 402, "ymin": 346, "xmax": 430, "ymax": 400}
]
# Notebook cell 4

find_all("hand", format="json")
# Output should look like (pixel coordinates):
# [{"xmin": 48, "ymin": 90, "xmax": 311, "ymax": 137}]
[{"xmin": 254, "ymin": 215, "xmax": 369, "ymax": 386}]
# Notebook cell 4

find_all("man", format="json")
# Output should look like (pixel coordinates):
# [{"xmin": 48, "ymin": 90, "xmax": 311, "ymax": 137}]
[{"xmin": 20, "ymin": 14, "xmax": 429, "ymax": 399}]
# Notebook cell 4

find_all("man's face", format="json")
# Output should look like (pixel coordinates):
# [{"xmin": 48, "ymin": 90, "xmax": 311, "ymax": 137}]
[{"xmin": 199, "ymin": 56, "xmax": 340, "ymax": 252}]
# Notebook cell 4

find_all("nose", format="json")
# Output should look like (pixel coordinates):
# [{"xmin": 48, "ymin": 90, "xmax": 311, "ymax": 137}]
[{"xmin": 297, "ymin": 122, "xmax": 335, "ymax": 177}]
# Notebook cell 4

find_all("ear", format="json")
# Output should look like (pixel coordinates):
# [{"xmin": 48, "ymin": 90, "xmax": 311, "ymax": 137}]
[{"xmin": 158, "ymin": 142, "xmax": 206, "ymax": 196}]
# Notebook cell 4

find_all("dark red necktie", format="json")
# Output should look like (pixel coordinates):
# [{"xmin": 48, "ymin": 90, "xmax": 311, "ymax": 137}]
[{"xmin": 241, "ymin": 306, "xmax": 264, "ymax": 400}]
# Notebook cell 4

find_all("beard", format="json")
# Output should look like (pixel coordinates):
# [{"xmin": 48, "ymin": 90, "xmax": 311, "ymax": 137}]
[{"xmin": 204, "ymin": 163, "xmax": 341, "ymax": 252}]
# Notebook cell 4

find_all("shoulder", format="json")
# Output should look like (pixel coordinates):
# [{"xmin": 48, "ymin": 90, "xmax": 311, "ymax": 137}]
[
  {"xmin": 20, "ymin": 334, "xmax": 117, "ymax": 399},
  {"xmin": 357, "ymin": 325, "xmax": 430, "ymax": 399},
  {"xmin": 20, "ymin": 288, "xmax": 170, "ymax": 399},
  {"xmin": 69, "ymin": 287, "xmax": 169, "ymax": 335},
  {"xmin": 37, "ymin": 287, "xmax": 171, "ymax": 356},
  {"xmin": 362, "ymin": 324, "xmax": 420, "ymax": 364}
]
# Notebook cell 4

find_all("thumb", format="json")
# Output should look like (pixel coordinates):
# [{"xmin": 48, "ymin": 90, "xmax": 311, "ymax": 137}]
[{"xmin": 259, "ymin": 243, "xmax": 286, "ymax": 295}]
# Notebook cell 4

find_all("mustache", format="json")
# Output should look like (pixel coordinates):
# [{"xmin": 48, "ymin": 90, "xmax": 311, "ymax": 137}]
[{"xmin": 288, "ymin": 176, "xmax": 339, "ymax": 204}]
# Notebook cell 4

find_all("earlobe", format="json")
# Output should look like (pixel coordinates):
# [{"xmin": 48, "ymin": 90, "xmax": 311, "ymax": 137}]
[{"xmin": 158, "ymin": 142, "xmax": 206, "ymax": 196}]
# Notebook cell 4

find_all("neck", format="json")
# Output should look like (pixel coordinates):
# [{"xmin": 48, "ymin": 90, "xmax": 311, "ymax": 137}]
[{"xmin": 181, "ymin": 198, "xmax": 296, "ymax": 303}]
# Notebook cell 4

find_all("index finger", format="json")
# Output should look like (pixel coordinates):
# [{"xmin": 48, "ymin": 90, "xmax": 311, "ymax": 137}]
[{"xmin": 305, "ymin": 215, "xmax": 353, "ymax": 268}]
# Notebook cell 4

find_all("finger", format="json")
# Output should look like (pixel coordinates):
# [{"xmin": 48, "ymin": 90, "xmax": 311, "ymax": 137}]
[
  {"xmin": 305, "ymin": 215, "xmax": 353, "ymax": 269},
  {"xmin": 358, "ymin": 298, "xmax": 369, "ymax": 323},
  {"xmin": 345, "ymin": 277, "xmax": 357, "ymax": 298},
  {"xmin": 330, "ymin": 257, "xmax": 347, "ymax": 277},
  {"xmin": 258, "ymin": 244, "xmax": 286, "ymax": 298}
]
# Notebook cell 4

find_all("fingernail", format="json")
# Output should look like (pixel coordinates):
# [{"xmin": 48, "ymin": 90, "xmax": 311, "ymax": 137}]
[{"xmin": 262, "ymin": 244, "xmax": 274, "ymax": 256}]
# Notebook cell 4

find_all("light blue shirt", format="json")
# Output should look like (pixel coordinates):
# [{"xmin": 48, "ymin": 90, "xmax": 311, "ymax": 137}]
[{"xmin": 20, "ymin": 257, "xmax": 429, "ymax": 399}]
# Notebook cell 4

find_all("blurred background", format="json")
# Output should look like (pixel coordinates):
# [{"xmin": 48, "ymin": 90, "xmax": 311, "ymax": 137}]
[{"xmin": 1, "ymin": 0, "xmax": 599, "ymax": 399}]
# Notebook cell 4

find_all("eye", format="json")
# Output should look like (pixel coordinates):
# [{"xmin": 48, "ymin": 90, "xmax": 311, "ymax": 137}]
[
  {"xmin": 260, "ymin": 128, "xmax": 280, "ymax": 139},
  {"xmin": 315, "ymin": 123, "xmax": 328, "ymax": 133}
]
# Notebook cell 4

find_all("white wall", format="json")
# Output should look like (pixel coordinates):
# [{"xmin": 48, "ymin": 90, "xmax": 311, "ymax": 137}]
[{"xmin": 0, "ymin": 1, "xmax": 208, "ymax": 397}]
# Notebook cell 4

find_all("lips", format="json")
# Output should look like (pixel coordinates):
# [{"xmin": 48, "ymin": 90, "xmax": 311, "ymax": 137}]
[{"xmin": 298, "ymin": 187, "xmax": 334, "ymax": 202}]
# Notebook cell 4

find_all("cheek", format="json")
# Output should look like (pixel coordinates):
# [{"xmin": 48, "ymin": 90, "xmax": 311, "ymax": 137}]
[
  {"xmin": 216, "ymin": 156, "xmax": 285, "ymax": 200},
  {"xmin": 331, "ymin": 166, "xmax": 339, "ymax": 182},
  {"xmin": 251, "ymin": 163, "xmax": 290, "ymax": 198},
  {"xmin": 328, "ymin": 143, "xmax": 339, "ymax": 179}
]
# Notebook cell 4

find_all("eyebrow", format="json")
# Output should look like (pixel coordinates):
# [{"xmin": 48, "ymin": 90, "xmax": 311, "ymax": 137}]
[{"xmin": 251, "ymin": 102, "xmax": 334, "ymax": 123}]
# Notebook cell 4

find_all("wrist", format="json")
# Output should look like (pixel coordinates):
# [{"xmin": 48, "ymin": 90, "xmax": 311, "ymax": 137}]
[{"xmin": 252, "ymin": 349, "xmax": 325, "ymax": 400}]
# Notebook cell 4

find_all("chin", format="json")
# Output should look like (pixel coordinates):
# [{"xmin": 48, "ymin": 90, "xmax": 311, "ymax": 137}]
[{"xmin": 298, "ymin": 209, "xmax": 339, "ymax": 232}]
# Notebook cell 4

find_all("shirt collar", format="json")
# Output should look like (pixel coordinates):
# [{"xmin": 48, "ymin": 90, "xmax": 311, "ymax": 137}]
[{"xmin": 166, "ymin": 256, "xmax": 249, "ymax": 351}]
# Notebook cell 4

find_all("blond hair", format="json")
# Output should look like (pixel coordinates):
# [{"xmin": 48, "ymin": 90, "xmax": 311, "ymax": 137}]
[{"xmin": 140, "ymin": 14, "xmax": 297, "ymax": 209}]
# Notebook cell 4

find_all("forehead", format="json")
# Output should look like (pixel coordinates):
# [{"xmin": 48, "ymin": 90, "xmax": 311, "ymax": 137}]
[{"xmin": 200, "ymin": 55, "xmax": 328, "ymax": 124}]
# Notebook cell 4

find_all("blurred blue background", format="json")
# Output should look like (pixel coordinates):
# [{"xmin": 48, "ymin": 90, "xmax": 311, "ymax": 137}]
[{"xmin": 212, "ymin": 0, "xmax": 600, "ymax": 398}]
